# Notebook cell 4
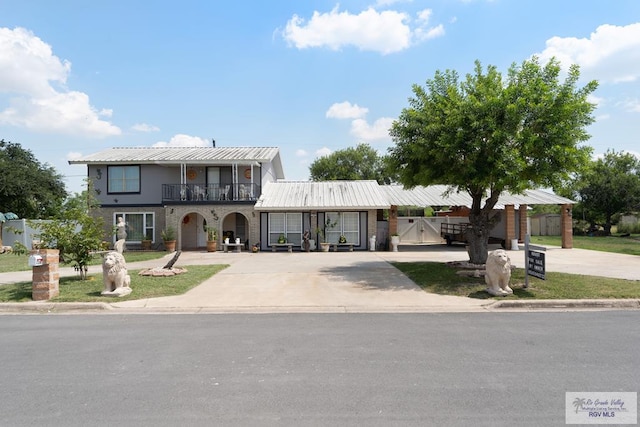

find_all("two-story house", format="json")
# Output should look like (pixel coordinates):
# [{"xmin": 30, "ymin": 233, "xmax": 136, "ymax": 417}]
[
  {"xmin": 69, "ymin": 147, "xmax": 284, "ymax": 250},
  {"xmin": 70, "ymin": 146, "xmax": 575, "ymax": 252}
]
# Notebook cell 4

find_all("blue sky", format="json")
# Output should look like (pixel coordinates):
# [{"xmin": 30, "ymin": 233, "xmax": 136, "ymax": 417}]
[{"xmin": 1, "ymin": 0, "xmax": 639, "ymax": 195}]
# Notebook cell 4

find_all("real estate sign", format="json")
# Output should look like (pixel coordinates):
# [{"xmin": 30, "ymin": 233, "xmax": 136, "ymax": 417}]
[{"xmin": 524, "ymin": 234, "xmax": 547, "ymax": 287}]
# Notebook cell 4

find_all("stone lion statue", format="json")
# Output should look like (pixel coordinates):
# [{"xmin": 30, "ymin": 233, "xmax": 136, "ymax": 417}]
[
  {"xmin": 101, "ymin": 251, "xmax": 132, "ymax": 297},
  {"xmin": 485, "ymin": 249, "xmax": 513, "ymax": 296}
]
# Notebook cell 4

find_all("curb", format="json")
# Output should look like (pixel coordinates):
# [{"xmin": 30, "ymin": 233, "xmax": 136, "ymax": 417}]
[
  {"xmin": 0, "ymin": 302, "xmax": 113, "ymax": 313},
  {"xmin": 491, "ymin": 299, "xmax": 640, "ymax": 310}
]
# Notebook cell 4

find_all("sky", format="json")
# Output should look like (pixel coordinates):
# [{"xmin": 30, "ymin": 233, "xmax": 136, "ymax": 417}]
[{"xmin": 1, "ymin": 0, "xmax": 640, "ymax": 195}]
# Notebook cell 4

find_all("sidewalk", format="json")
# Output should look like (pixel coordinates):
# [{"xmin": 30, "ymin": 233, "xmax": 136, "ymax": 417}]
[{"xmin": 0, "ymin": 245, "xmax": 638, "ymax": 314}]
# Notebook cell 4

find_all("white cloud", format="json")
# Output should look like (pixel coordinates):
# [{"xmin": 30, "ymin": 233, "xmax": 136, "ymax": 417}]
[
  {"xmin": 152, "ymin": 134, "xmax": 210, "ymax": 147},
  {"xmin": 537, "ymin": 23, "xmax": 640, "ymax": 84},
  {"xmin": 296, "ymin": 149, "xmax": 308, "ymax": 157},
  {"xmin": 327, "ymin": 100, "xmax": 393, "ymax": 141},
  {"xmin": 326, "ymin": 101, "xmax": 369, "ymax": 119},
  {"xmin": 282, "ymin": 5, "xmax": 443, "ymax": 54},
  {"xmin": 315, "ymin": 147, "xmax": 333, "ymax": 157},
  {"xmin": 350, "ymin": 117, "xmax": 394, "ymax": 141},
  {"xmin": 0, "ymin": 27, "xmax": 121, "ymax": 137},
  {"xmin": 132, "ymin": 123, "xmax": 160, "ymax": 132}
]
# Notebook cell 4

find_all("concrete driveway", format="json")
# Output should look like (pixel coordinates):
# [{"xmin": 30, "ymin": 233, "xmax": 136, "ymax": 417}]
[{"xmin": 113, "ymin": 248, "xmax": 492, "ymax": 313}]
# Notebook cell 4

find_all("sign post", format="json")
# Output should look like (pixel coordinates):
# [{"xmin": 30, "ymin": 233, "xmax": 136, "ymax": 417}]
[{"xmin": 524, "ymin": 234, "xmax": 546, "ymax": 288}]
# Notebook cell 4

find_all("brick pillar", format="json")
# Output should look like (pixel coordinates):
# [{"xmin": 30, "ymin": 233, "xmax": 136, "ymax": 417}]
[
  {"xmin": 561, "ymin": 204, "xmax": 573, "ymax": 249},
  {"xmin": 519, "ymin": 204, "xmax": 528, "ymax": 242},
  {"xmin": 31, "ymin": 249, "xmax": 60, "ymax": 301},
  {"xmin": 505, "ymin": 205, "xmax": 516, "ymax": 243},
  {"xmin": 389, "ymin": 205, "xmax": 398, "ymax": 251}
]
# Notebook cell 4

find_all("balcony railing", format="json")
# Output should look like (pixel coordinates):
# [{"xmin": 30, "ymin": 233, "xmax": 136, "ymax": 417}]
[{"xmin": 162, "ymin": 183, "xmax": 261, "ymax": 203}]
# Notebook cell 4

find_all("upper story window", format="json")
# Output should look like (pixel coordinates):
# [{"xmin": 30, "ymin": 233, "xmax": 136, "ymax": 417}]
[{"xmin": 108, "ymin": 166, "xmax": 140, "ymax": 193}]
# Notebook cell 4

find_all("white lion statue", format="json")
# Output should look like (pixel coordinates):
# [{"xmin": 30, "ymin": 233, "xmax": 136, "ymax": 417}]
[
  {"xmin": 101, "ymin": 251, "xmax": 132, "ymax": 297},
  {"xmin": 485, "ymin": 249, "xmax": 513, "ymax": 296}
]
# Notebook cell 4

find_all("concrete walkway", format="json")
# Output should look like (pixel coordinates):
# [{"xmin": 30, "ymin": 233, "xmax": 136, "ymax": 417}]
[{"xmin": 1, "ymin": 245, "xmax": 638, "ymax": 313}]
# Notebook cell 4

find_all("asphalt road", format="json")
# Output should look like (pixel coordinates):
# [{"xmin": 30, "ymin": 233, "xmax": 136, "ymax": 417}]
[{"xmin": 1, "ymin": 312, "xmax": 638, "ymax": 426}]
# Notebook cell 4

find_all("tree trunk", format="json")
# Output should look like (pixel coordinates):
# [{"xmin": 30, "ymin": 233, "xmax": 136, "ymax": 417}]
[
  {"xmin": 466, "ymin": 224, "xmax": 490, "ymax": 265},
  {"xmin": 604, "ymin": 215, "xmax": 613, "ymax": 236},
  {"xmin": 467, "ymin": 189, "xmax": 500, "ymax": 265}
]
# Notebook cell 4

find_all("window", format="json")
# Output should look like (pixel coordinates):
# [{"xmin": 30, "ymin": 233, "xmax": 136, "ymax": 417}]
[
  {"xmin": 108, "ymin": 166, "xmax": 140, "ymax": 193},
  {"xmin": 114, "ymin": 213, "xmax": 155, "ymax": 242},
  {"xmin": 268, "ymin": 213, "xmax": 302, "ymax": 245},
  {"xmin": 325, "ymin": 212, "xmax": 359, "ymax": 244}
]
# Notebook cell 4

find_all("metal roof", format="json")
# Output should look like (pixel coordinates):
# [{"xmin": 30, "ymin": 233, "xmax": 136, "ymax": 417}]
[
  {"xmin": 256, "ymin": 182, "xmax": 574, "ymax": 211},
  {"xmin": 381, "ymin": 185, "xmax": 575, "ymax": 208},
  {"xmin": 69, "ymin": 146, "xmax": 285, "ymax": 179},
  {"xmin": 254, "ymin": 180, "xmax": 390, "ymax": 211}
]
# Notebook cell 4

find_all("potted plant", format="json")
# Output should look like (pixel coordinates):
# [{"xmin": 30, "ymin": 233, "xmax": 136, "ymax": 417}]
[
  {"xmin": 315, "ymin": 217, "xmax": 338, "ymax": 252},
  {"xmin": 161, "ymin": 226, "xmax": 176, "ymax": 252},
  {"xmin": 277, "ymin": 234, "xmax": 287, "ymax": 244},
  {"xmin": 338, "ymin": 235, "xmax": 347, "ymax": 244},
  {"xmin": 206, "ymin": 226, "xmax": 217, "ymax": 252}
]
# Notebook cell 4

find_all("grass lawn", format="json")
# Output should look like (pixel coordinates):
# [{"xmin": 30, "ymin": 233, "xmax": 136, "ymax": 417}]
[
  {"xmin": 0, "ymin": 251, "xmax": 168, "ymax": 274},
  {"xmin": 392, "ymin": 262, "xmax": 640, "ymax": 300},
  {"xmin": 0, "ymin": 264, "xmax": 228, "ymax": 303},
  {"xmin": 530, "ymin": 234, "xmax": 640, "ymax": 256}
]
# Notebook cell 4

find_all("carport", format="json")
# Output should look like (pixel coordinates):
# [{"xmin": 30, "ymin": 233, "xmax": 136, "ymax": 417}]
[{"xmin": 380, "ymin": 185, "xmax": 575, "ymax": 249}]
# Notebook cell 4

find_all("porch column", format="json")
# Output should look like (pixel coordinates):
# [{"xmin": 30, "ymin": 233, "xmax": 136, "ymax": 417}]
[
  {"xmin": 561, "ymin": 204, "xmax": 573, "ymax": 249},
  {"xmin": 389, "ymin": 205, "xmax": 398, "ymax": 251},
  {"xmin": 519, "ymin": 204, "xmax": 528, "ymax": 242},
  {"xmin": 505, "ymin": 205, "xmax": 516, "ymax": 244}
]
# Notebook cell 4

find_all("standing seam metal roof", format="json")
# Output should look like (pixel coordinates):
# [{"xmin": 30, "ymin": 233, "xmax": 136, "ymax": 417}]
[
  {"xmin": 256, "ymin": 182, "xmax": 574, "ymax": 210},
  {"xmin": 254, "ymin": 180, "xmax": 390, "ymax": 210},
  {"xmin": 67, "ymin": 147, "xmax": 282, "ymax": 164}
]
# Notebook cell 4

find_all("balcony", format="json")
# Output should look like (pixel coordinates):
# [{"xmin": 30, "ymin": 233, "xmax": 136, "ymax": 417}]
[{"xmin": 162, "ymin": 183, "xmax": 261, "ymax": 203}]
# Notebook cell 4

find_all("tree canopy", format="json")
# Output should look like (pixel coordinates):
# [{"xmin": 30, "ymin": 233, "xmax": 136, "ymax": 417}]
[
  {"xmin": 559, "ymin": 150, "xmax": 640, "ymax": 235},
  {"xmin": 309, "ymin": 143, "xmax": 393, "ymax": 184},
  {"xmin": 0, "ymin": 139, "xmax": 67, "ymax": 218},
  {"xmin": 388, "ymin": 57, "xmax": 598, "ymax": 263}
]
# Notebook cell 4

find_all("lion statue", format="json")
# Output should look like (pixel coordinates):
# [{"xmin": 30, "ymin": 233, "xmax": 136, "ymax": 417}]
[
  {"xmin": 485, "ymin": 249, "xmax": 513, "ymax": 296},
  {"xmin": 101, "ymin": 251, "xmax": 132, "ymax": 297}
]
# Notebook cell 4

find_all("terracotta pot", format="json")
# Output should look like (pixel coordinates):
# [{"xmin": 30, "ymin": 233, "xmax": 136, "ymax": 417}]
[
  {"xmin": 320, "ymin": 242, "xmax": 331, "ymax": 252},
  {"xmin": 206, "ymin": 241, "xmax": 217, "ymax": 252},
  {"xmin": 164, "ymin": 240, "xmax": 177, "ymax": 252},
  {"xmin": 141, "ymin": 240, "xmax": 152, "ymax": 250}
]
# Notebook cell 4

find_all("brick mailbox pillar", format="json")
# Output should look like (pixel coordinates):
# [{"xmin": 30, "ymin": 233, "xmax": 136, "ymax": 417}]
[{"xmin": 30, "ymin": 249, "xmax": 60, "ymax": 301}]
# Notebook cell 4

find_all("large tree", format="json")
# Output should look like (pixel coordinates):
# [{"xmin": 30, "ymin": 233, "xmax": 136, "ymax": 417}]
[
  {"xmin": 0, "ymin": 139, "xmax": 67, "ymax": 218},
  {"xmin": 560, "ymin": 150, "xmax": 640, "ymax": 235},
  {"xmin": 389, "ymin": 58, "xmax": 598, "ymax": 264},
  {"xmin": 309, "ymin": 143, "xmax": 393, "ymax": 184}
]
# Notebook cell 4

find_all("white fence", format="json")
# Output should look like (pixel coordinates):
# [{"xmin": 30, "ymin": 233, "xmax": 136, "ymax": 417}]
[{"xmin": 1, "ymin": 219, "xmax": 52, "ymax": 248}]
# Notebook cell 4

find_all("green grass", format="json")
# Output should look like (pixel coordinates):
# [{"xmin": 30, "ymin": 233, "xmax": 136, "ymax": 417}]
[
  {"xmin": 0, "ymin": 264, "xmax": 227, "ymax": 303},
  {"xmin": 392, "ymin": 262, "xmax": 640, "ymax": 300},
  {"xmin": 530, "ymin": 234, "xmax": 640, "ymax": 256},
  {"xmin": 0, "ymin": 251, "xmax": 168, "ymax": 274}
]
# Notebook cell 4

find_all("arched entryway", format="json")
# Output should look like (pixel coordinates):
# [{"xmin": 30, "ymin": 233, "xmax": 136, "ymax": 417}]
[
  {"xmin": 179, "ymin": 211, "xmax": 208, "ymax": 250},
  {"xmin": 221, "ymin": 212, "xmax": 250, "ymax": 248}
]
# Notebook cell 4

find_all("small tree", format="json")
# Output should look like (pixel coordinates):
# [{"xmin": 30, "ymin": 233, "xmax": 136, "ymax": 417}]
[
  {"xmin": 389, "ymin": 57, "xmax": 597, "ymax": 264},
  {"xmin": 32, "ymin": 182, "xmax": 106, "ymax": 279},
  {"xmin": 559, "ymin": 150, "xmax": 640, "ymax": 234}
]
